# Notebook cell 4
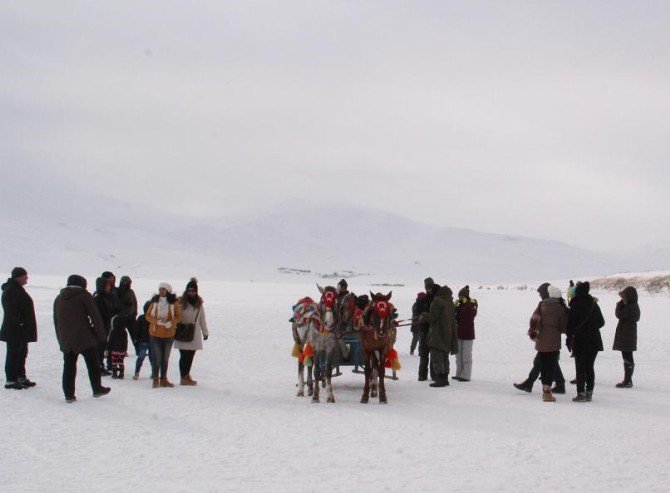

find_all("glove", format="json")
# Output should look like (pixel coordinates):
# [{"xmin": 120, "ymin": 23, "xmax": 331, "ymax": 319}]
[
  {"xmin": 203, "ymin": 334, "xmax": 209, "ymax": 341},
  {"xmin": 527, "ymin": 328, "xmax": 537, "ymax": 341}
]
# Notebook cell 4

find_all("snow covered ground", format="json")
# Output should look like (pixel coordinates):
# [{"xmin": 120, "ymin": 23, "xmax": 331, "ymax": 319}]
[{"xmin": 2, "ymin": 276, "xmax": 669, "ymax": 492}]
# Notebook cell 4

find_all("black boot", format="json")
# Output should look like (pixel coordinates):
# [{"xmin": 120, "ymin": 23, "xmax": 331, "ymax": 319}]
[
  {"xmin": 616, "ymin": 362, "xmax": 634, "ymax": 388},
  {"xmin": 551, "ymin": 382, "xmax": 566, "ymax": 394},
  {"xmin": 513, "ymin": 379, "xmax": 533, "ymax": 393},
  {"xmin": 111, "ymin": 369, "xmax": 119, "ymax": 379},
  {"xmin": 118, "ymin": 369, "xmax": 124, "ymax": 380},
  {"xmin": 430, "ymin": 375, "xmax": 449, "ymax": 387}
]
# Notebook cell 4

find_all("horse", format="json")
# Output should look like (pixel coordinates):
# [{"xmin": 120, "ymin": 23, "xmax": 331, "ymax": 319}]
[
  {"xmin": 308, "ymin": 284, "xmax": 341, "ymax": 403},
  {"xmin": 355, "ymin": 291, "xmax": 395, "ymax": 404},
  {"xmin": 291, "ymin": 297, "xmax": 319, "ymax": 397}
]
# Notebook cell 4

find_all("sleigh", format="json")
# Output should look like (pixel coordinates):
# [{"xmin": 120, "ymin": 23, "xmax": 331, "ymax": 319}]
[{"xmin": 331, "ymin": 331, "xmax": 400, "ymax": 381}]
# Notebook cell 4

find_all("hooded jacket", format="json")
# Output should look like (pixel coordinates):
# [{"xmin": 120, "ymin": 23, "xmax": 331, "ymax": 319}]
[
  {"xmin": 117, "ymin": 276, "xmax": 138, "ymax": 319},
  {"xmin": 145, "ymin": 293, "xmax": 182, "ymax": 339},
  {"xmin": 93, "ymin": 277, "xmax": 114, "ymax": 334},
  {"xmin": 0, "ymin": 278, "xmax": 37, "ymax": 343},
  {"xmin": 455, "ymin": 296, "xmax": 478, "ymax": 340},
  {"xmin": 54, "ymin": 286, "xmax": 106, "ymax": 353},
  {"xmin": 613, "ymin": 286, "xmax": 640, "ymax": 352},
  {"xmin": 532, "ymin": 298, "xmax": 569, "ymax": 352},
  {"xmin": 566, "ymin": 283, "xmax": 605, "ymax": 353},
  {"xmin": 421, "ymin": 286, "xmax": 458, "ymax": 354}
]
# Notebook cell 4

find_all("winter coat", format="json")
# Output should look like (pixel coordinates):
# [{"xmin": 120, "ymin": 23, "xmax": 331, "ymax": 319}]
[
  {"xmin": 0, "ymin": 279, "xmax": 37, "ymax": 343},
  {"xmin": 613, "ymin": 287, "xmax": 640, "ymax": 352},
  {"xmin": 566, "ymin": 290, "xmax": 605, "ymax": 353},
  {"xmin": 531, "ymin": 298, "xmax": 569, "ymax": 353},
  {"xmin": 53, "ymin": 286, "xmax": 106, "ymax": 353},
  {"xmin": 93, "ymin": 278, "xmax": 114, "ymax": 335},
  {"xmin": 420, "ymin": 286, "xmax": 458, "ymax": 354},
  {"xmin": 145, "ymin": 295, "xmax": 182, "ymax": 339},
  {"xmin": 107, "ymin": 315, "xmax": 128, "ymax": 353},
  {"xmin": 174, "ymin": 297, "xmax": 209, "ymax": 351},
  {"xmin": 411, "ymin": 295, "xmax": 430, "ymax": 334},
  {"xmin": 455, "ymin": 297, "xmax": 478, "ymax": 340},
  {"xmin": 117, "ymin": 285, "xmax": 138, "ymax": 319},
  {"xmin": 134, "ymin": 315, "xmax": 151, "ymax": 345}
]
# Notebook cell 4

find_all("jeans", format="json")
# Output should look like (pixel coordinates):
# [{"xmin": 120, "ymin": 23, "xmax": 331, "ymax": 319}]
[
  {"xmin": 4, "ymin": 341, "xmax": 28, "ymax": 382},
  {"xmin": 135, "ymin": 342, "xmax": 154, "ymax": 376},
  {"xmin": 150, "ymin": 337, "xmax": 173, "ymax": 379},
  {"xmin": 179, "ymin": 350, "xmax": 196, "ymax": 377},
  {"xmin": 529, "ymin": 352, "xmax": 565, "ymax": 385},
  {"xmin": 574, "ymin": 350, "xmax": 598, "ymax": 393},
  {"xmin": 456, "ymin": 339, "xmax": 473, "ymax": 380},
  {"xmin": 62, "ymin": 346, "xmax": 102, "ymax": 398}
]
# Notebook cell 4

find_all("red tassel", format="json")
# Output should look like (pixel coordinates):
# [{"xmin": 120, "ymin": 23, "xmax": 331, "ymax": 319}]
[{"xmin": 303, "ymin": 344, "xmax": 314, "ymax": 357}]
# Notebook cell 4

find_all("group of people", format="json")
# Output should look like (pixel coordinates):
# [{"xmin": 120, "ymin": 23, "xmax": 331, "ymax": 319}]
[
  {"xmin": 409, "ymin": 278, "xmax": 478, "ymax": 388},
  {"xmin": 514, "ymin": 279, "xmax": 641, "ymax": 402},
  {"xmin": 1, "ymin": 268, "xmax": 210, "ymax": 403}
]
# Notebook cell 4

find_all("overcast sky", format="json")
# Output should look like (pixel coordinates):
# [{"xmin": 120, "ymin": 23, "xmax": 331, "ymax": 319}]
[{"xmin": 1, "ymin": 1, "xmax": 668, "ymax": 252}]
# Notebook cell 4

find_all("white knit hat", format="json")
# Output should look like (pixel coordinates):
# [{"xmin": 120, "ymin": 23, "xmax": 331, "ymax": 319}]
[
  {"xmin": 548, "ymin": 285, "xmax": 562, "ymax": 299},
  {"xmin": 158, "ymin": 282, "xmax": 173, "ymax": 293}
]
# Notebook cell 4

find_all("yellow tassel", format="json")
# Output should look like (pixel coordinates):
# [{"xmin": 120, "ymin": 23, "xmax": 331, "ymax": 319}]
[
  {"xmin": 391, "ymin": 359, "xmax": 401, "ymax": 371},
  {"xmin": 291, "ymin": 343, "xmax": 302, "ymax": 358}
]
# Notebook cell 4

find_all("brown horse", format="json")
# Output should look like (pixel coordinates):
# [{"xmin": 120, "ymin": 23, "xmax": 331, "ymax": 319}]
[{"xmin": 355, "ymin": 291, "xmax": 394, "ymax": 404}]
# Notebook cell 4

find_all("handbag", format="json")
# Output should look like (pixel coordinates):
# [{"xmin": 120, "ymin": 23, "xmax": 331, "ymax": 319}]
[{"xmin": 175, "ymin": 306, "xmax": 201, "ymax": 342}]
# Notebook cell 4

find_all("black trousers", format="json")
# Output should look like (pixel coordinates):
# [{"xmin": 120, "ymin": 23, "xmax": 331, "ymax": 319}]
[
  {"xmin": 538, "ymin": 351, "xmax": 559, "ymax": 386},
  {"xmin": 621, "ymin": 351, "xmax": 634, "ymax": 364},
  {"xmin": 179, "ymin": 350, "xmax": 196, "ymax": 377},
  {"xmin": 4, "ymin": 341, "xmax": 28, "ymax": 382},
  {"xmin": 63, "ymin": 346, "xmax": 102, "ymax": 399},
  {"xmin": 574, "ymin": 350, "xmax": 598, "ymax": 393},
  {"xmin": 418, "ymin": 330, "xmax": 434, "ymax": 380}
]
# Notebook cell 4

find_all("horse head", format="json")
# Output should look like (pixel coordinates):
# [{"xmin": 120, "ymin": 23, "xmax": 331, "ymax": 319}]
[
  {"xmin": 317, "ymin": 284, "xmax": 338, "ymax": 330},
  {"xmin": 366, "ymin": 291, "xmax": 394, "ymax": 336}
]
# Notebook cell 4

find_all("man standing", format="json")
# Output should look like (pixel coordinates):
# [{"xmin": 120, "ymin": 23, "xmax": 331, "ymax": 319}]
[
  {"xmin": 54, "ymin": 275, "xmax": 110, "ymax": 403},
  {"xmin": 417, "ymin": 277, "xmax": 440, "ymax": 381},
  {"xmin": 117, "ymin": 276, "xmax": 138, "ymax": 353},
  {"xmin": 454, "ymin": 285, "xmax": 478, "ymax": 382},
  {"xmin": 1, "ymin": 267, "xmax": 38, "ymax": 390},
  {"xmin": 420, "ymin": 284, "xmax": 458, "ymax": 387}
]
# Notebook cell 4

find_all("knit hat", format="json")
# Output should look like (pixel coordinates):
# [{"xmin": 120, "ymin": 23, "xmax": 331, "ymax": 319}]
[
  {"xmin": 158, "ymin": 282, "xmax": 173, "ymax": 294},
  {"xmin": 458, "ymin": 285, "xmax": 470, "ymax": 299},
  {"xmin": 337, "ymin": 279, "xmax": 348, "ymax": 288},
  {"xmin": 424, "ymin": 277, "xmax": 435, "ymax": 289},
  {"xmin": 537, "ymin": 282, "xmax": 550, "ymax": 300},
  {"xmin": 67, "ymin": 274, "xmax": 87, "ymax": 289},
  {"xmin": 548, "ymin": 285, "xmax": 562, "ymax": 299},
  {"xmin": 185, "ymin": 277, "xmax": 198, "ymax": 294},
  {"xmin": 11, "ymin": 267, "xmax": 28, "ymax": 279},
  {"xmin": 417, "ymin": 292, "xmax": 427, "ymax": 299}
]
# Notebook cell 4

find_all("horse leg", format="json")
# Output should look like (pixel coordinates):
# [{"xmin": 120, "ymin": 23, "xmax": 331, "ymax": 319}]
[
  {"xmin": 371, "ymin": 353, "xmax": 379, "ymax": 398},
  {"xmin": 326, "ymin": 363, "xmax": 335, "ymax": 403},
  {"xmin": 307, "ymin": 364, "xmax": 313, "ymax": 396},
  {"xmin": 379, "ymin": 351, "xmax": 388, "ymax": 404},
  {"xmin": 297, "ymin": 362, "xmax": 305, "ymax": 397},
  {"xmin": 361, "ymin": 352, "xmax": 371, "ymax": 403},
  {"xmin": 312, "ymin": 359, "xmax": 320, "ymax": 403}
]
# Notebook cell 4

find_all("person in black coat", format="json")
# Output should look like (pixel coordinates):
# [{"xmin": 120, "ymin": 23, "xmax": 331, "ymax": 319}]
[
  {"xmin": 108, "ymin": 315, "xmax": 128, "ymax": 379},
  {"xmin": 566, "ymin": 282, "xmax": 605, "ymax": 402},
  {"xmin": 93, "ymin": 277, "xmax": 114, "ymax": 376},
  {"xmin": 132, "ymin": 301, "xmax": 153, "ymax": 380},
  {"xmin": 613, "ymin": 286, "xmax": 640, "ymax": 388},
  {"xmin": 410, "ymin": 292, "xmax": 428, "ymax": 355},
  {"xmin": 1, "ymin": 267, "xmax": 38, "ymax": 389},
  {"xmin": 418, "ymin": 277, "xmax": 440, "ymax": 381},
  {"xmin": 117, "ymin": 276, "xmax": 139, "ymax": 353}
]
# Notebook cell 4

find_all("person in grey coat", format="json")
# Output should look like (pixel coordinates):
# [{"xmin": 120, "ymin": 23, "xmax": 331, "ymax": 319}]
[
  {"xmin": 53, "ymin": 275, "xmax": 111, "ymax": 402},
  {"xmin": 613, "ymin": 286, "xmax": 640, "ymax": 388}
]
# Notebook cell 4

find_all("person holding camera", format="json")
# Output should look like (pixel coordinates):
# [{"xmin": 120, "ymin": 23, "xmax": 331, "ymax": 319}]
[
  {"xmin": 146, "ymin": 282, "xmax": 182, "ymax": 388},
  {"xmin": 174, "ymin": 278, "xmax": 209, "ymax": 386}
]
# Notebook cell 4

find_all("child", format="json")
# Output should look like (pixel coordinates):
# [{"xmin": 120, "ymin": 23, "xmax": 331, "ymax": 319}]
[
  {"xmin": 132, "ymin": 301, "xmax": 153, "ymax": 380},
  {"xmin": 108, "ymin": 315, "xmax": 128, "ymax": 379}
]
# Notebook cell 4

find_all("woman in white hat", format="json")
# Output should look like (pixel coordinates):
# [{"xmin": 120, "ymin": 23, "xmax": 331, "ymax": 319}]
[{"xmin": 145, "ymin": 283, "xmax": 182, "ymax": 388}]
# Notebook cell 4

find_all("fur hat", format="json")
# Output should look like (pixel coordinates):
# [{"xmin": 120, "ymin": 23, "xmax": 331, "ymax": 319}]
[
  {"xmin": 548, "ymin": 285, "xmax": 562, "ymax": 299},
  {"xmin": 185, "ymin": 277, "xmax": 198, "ymax": 294},
  {"xmin": 458, "ymin": 285, "xmax": 470, "ymax": 299},
  {"xmin": 67, "ymin": 274, "xmax": 87, "ymax": 289},
  {"xmin": 11, "ymin": 267, "xmax": 27, "ymax": 279},
  {"xmin": 158, "ymin": 282, "xmax": 173, "ymax": 294}
]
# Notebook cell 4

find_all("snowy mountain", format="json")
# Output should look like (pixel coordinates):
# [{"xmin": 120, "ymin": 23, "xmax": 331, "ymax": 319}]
[{"xmin": 0, "ymin": 182, "xmax": 635, "ymax": 283}]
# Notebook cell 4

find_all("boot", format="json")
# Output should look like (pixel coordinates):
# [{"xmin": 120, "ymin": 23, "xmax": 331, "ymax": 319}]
[
  {"xmin": 160, "ymin": 378, "xmax": 175, "ymax": 388},
  {"xmin": 570, "ymin": 379, "xmax": 577, "ymax": 385},
  {"xmin": 152, "ymin": 378, "xmax": 160, "ymax": 388},
  {"xmin": 133, "ymin": 373, "xmax": 140, "ymax": 381},
  {"xmin": 4, "ymin": 381, "xmax": 24, "ymax": 390},
  {"xmin": 111, "ymin": 369, "xmax": 119, "ymax": 379},
  {"xmin": 586, "ymin": 390, "xmax": 593, "ymax": 402},
  {"xmin": 18, "ymin": 377, "xmax": 36, "ymax": 388},
  {"xmin": 93, "ymin": 386, "xmax": 111, "ymax": 398},
  {"xmin": 180, "ymin": 375, "xmax": 197, "ymax": 386},
  {"xmin": 118, "ymin": 369, "xmax": 124, "ymax": 380},
  {"xmin": 551, "ymin": 383, "xmax": 566, "ymax": 394},
  {"xmin": 572, "ymin": 392, "xmax": 588, "ymax": 402},
  {"xmin": 616, "ymin": 363, "xmax": 634, "ymax": 388},
  {"xmin": 513, "ymin": 379, "xmax": 533, "ymax": 393},
  {"xmin": 429, "ymin": 375, "xmax": 449, "ymax": 387},
  {"xmin": 542, "ymin": 385, "xmax": 556, "ymax": 402}
]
